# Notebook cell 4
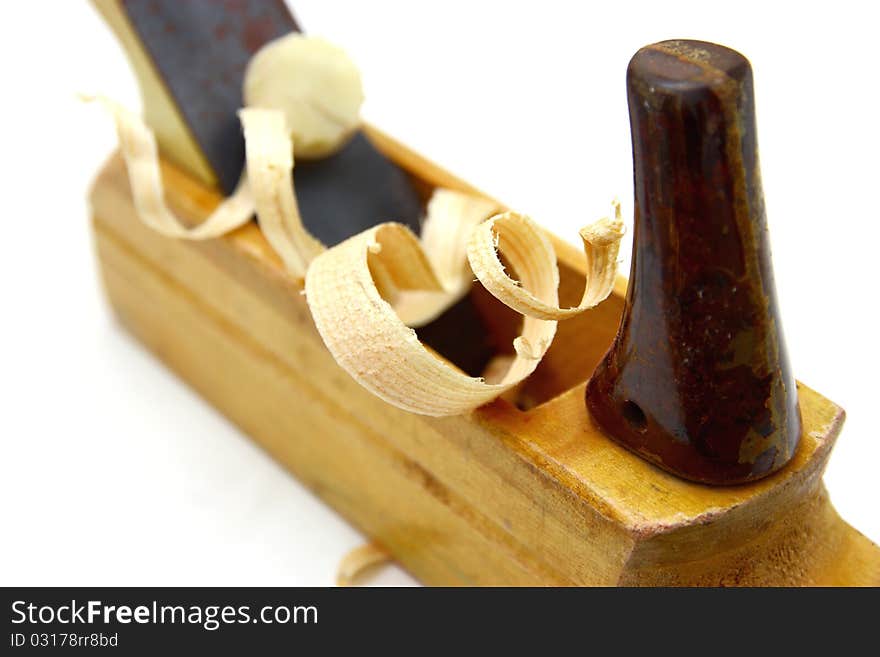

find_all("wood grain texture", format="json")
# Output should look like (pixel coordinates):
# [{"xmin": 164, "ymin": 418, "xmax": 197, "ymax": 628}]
[{"xmin": 88, "ymin": 130, "xmax": 880, "ymax": 586}]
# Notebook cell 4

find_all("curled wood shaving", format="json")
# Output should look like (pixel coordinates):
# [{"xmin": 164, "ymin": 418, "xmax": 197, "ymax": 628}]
[
  {"xmin": 391, "ymin": 189, "xmax": 500, "ymax": 328},
  {"xmin": 239, "ymin": 108, "xmax": 325, "ymax": 279},
  {"xmin": 91, "ymin": 99, "xmax": 624, "ymax": 417},
  {"xmin": 467, "ymin": 205, "xmax": 624, "ymax": 320},
  {"xmin": 305, "ymin": 210, "xmax": 622, "ymax": 416},
  {"xmin": 335, "ymin": 542, "xmax": 393, "ymax": 587},
  {"xmin": 238, "ymin": 107, "xmax": 498, "ymax": 313},
  {"xmin": 86, "ymin": 96, "xmax": 255, "ymax": 239}
]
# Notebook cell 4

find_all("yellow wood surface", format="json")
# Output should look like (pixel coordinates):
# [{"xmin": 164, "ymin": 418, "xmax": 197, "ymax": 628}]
[{"xmin": 89, "ymin": 135, "xmax": 880, "ymax": 585}]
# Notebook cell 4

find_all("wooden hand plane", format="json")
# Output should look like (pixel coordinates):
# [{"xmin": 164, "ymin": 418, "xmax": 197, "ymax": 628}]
[{"xmin": 88, "ymin": 0, "xmax": 880, "ymax": 585}]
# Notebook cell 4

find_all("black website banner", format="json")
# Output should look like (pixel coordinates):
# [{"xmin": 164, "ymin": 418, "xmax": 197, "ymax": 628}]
[{"xmin": 2, "ymin": 587, "xmax": 875, "ymax": 653}]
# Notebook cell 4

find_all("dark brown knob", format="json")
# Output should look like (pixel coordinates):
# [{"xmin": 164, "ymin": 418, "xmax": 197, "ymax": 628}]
[{"xmin": 585, "ymin": 40, "xmax": 801, "ymax": 485}]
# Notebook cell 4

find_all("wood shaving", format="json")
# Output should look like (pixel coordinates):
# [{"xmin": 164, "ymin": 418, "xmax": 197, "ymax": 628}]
[
  {"xmin": 86, "ymin": 96, "xmax": 254, "ymax": 240},
  {"xmin": 335, "ymin": 542, "xmax": 392, "ymax": 587},
  {"xmin": 239, "ymin": 108, "xmax": 325, "ymax": 278},
  {"xmin": 91, "ymin": 100, "xmax": 624, "ymax": 417},
  {"xmin": 467, "ymin": 206, "xmax": 624, "ymax": 320},
  {"xmin": 389, "ymin": 189, "xmax": 500, "ymax": 328}
]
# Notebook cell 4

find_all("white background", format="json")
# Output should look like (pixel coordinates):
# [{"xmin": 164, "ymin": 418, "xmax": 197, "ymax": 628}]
[{"xmin": 1, "ymin": 0, "xmax": 877, "ymax": 586}]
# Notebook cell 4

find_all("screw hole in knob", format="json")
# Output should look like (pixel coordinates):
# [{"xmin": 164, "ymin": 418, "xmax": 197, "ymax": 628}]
[
  {"xmin": 584, "ymin": 39, "xmax": 802, "ymax": 484},
  {"xmin": 621, "ymin": 400, "xmax": 647, "ymax": 432}
]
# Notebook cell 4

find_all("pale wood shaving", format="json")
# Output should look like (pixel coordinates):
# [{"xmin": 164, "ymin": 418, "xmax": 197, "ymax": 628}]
[
  {"xmin": 392, "ymin": 189, "xmax": 500, "ymax": 327},
  {"xmin": 467, "ymin": 204, "xmax": 625, "ymax": 320},
  {"xmin": 91, "ymin": 99, "xmax": 623, "ymax": 417},
  {"xmin": 306, "ymin": 210, "xmax": 622, "ymax": 416},
  {"xmin": 335, "ymin": 542, "xmax": 393, "ymax": 587},
  {"xmin": 86, "ymin": 96, "xmax": 255, "ymax": 240},
  {"xmin": 239, "ymin": 108, "xmax": 325, "ymax": 279},
  {"xmin": 308, "ymin": 222, "xmax": 532, "ymax": 416}
]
